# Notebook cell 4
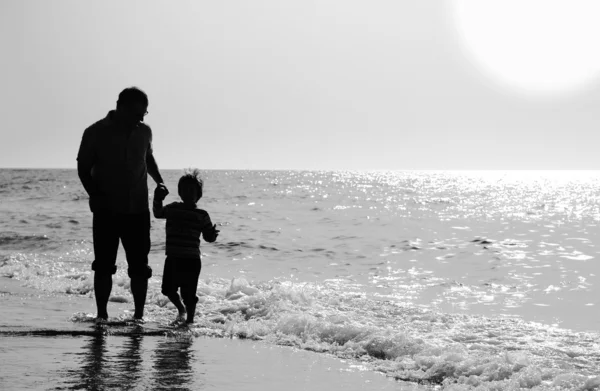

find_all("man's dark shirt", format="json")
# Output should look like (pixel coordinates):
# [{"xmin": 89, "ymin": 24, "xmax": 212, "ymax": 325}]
[{"xmin": 77, "ymin": 110, "xmax": 153, "ymax": 214}]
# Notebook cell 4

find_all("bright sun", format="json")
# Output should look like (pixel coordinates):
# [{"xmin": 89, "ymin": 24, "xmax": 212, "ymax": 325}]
[{"xmin": 452, "ymin": 0, "xmax": 600, "ymax": 96}]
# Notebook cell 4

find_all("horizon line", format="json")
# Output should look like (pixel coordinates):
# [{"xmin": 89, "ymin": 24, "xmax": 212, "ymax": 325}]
[{"xmin": 2, "ymin": 167, "xmax": 600, "ymax": 172}]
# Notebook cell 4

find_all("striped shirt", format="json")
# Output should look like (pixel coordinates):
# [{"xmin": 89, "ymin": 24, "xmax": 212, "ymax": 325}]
[{"xmin": 153, "ymin": 201, "xmax": 217, "ymax": 259}]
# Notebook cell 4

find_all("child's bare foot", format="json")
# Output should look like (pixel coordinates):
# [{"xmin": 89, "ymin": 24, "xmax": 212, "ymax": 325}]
[
  {"xmin": 171, "ymin": 310, "xmax": 186, "ymax": 325},
  {"xmin": 186, "ymin": 312, "xmax": 195, "ymax": 324}
]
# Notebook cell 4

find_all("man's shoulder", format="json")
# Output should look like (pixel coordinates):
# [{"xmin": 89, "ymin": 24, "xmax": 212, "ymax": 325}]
[
  {"xmin": 138, "ymin": 122, "xmax": 152, "ymax": 137},
  {"xmin": 139, "ymin": 122, "xmax": 152, "ymax": 131},
  {"xmin": 83, "ymin": 116, "xmax": 110, "ymax": 135}
]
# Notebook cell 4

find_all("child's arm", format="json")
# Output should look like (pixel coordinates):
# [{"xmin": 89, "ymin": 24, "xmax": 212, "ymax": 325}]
[
  {"xmin": 153, "ymin": 185, "xmax": 169, "ymax": 219},
  {"xmin": 202, "ymin": 213, "xmax": 219, "ymax": 243}
]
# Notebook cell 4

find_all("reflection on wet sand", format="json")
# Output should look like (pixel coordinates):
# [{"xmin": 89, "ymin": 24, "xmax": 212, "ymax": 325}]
[
  {"xmin": 59, "ymin": 330, "xmax": 202, "ymax": 390},
  {"xmin": 113, "ymin": 333, "xmax": 144, "ymax": 389},
  {"xmin": 67, "ymin": 333, "xmax": 111, "ymax": 390},
  {"xmin": 152, "ymin": 336, "xmax": 200, "ymax": 390},
  {"xmin": 75, "ymin": 332, "xmax": 144, "ymax": 390}
]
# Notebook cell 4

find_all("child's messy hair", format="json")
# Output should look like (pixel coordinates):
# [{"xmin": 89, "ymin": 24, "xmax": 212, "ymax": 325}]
[{"xmin": 178, "ymin": 168, "xmax": 203, "ymax": 199}]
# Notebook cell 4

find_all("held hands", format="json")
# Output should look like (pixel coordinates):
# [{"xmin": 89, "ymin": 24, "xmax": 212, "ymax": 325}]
[{"xmin": 154, "ymin": 183, "xmax": 169, "ymax": 200}]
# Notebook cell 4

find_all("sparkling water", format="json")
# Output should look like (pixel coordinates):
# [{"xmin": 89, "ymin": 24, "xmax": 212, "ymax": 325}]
[{"xmin": 1, "ymin": 169, "xmax": 600, "ymax": 389}]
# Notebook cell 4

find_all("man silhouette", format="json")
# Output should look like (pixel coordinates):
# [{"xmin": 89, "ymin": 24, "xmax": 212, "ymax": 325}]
[{"xmin": 77, "ymin": 87, "xmax": 168, "ymax": 321}]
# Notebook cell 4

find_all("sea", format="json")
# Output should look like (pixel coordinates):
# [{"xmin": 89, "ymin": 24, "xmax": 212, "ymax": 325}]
[{"xmin": 1, "ymin": 168, "xmax": 600, "ymax": 390}]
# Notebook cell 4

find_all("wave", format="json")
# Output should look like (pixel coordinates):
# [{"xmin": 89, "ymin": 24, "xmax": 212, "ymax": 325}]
[
  {"xmin": 2, "ymin": 249, "xmax": 600, "ymax": 388},
  {"xmin": 0, "ymin": 232, "xmax": 50, "ymax": 249},
  {"xmin": 62, "ymin": 278, "xmax": 600, "ymax": 389}
]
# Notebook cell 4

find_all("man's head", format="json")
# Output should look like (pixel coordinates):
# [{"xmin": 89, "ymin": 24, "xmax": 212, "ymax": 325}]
[{"xmin": 116, "ymin": 87, "xmax": 149, "ymax": 127}]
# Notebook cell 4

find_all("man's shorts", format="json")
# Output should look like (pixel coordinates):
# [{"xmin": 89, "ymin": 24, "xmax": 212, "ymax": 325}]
[
  {"xmin": 161, "ymin": 257, "xmax": 201, "ymax": 303},
  {"xmin": 91, "ymin": 211, "xmax": 152, "ymax": 279}
]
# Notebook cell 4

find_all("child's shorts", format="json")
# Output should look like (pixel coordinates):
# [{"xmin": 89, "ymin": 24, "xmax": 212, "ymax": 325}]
[{"xmin": 161, "ymin": 257, "xmax": 201, "ymax": 299}]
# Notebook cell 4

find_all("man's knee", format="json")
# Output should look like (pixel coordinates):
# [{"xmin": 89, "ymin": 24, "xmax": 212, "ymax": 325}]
[
  {"xmin": 92, "ymin": 261, "xmax": 117, "ymax": 275},
  {"xmin": 128, "ymin": 264, "xmax": 152, "ymax": 279}
]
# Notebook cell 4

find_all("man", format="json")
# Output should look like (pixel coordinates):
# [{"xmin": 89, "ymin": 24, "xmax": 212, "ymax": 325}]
[{"xmin": 77, "ymin": 87, "xmax": 168, "ymax": 321}]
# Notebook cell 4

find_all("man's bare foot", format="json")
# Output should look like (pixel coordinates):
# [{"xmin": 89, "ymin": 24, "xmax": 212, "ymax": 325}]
[
  {"xmin": 131, "ymin": 317, "xmax": 146, "ymax": 324},
  {"xmin": 95, "ymin": 317, "xmax": 108, "ymax": 325}
]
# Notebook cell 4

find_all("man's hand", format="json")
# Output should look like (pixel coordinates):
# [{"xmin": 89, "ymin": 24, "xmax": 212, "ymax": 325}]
[
  {"xmin": 154, "ymin": 184, "xmax": 169, "ymax": 200},
  {"xmin": 89, "ymin": 193, "xmax": 107, "ymax": 213}
]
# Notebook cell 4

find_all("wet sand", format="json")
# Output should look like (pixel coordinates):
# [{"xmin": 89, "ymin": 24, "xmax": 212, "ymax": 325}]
[{"xmin": 0, "ymin": 277, "xmax": 422, "ymax": 391}]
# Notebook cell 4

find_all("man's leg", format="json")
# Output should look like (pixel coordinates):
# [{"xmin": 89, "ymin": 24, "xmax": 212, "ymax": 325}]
[
  {"xmin": 130, "ymin": 277, "xmax": 148, "ymax": 319},
  {"xmin": 121, "ymin": 212, "xmax": 152, "ymax": 319},
  {"xmin": 93, "ymin": 274, "xmax": 112, "ymax": 319},
  {"xmin": 92, "ymin": 212, "xmax": 119, "ymax": 320}
]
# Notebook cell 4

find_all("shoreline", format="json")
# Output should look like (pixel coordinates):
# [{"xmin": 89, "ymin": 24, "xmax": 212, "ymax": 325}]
[{"xmin": 0, "ymin": 276, "xmax": 421, "ymax": 390}]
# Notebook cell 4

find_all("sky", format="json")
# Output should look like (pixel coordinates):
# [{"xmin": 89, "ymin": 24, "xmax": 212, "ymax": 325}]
[{"xmin": 1, "ymin": 0, "xmax": 600, "ymax": 170}]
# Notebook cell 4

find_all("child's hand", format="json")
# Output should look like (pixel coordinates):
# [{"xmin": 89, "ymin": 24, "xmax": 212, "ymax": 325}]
[
  {"xmin": 204, "ymin": 224, "xmax": 220, "ymax": 243},
  {"xmin": 154, "ymin": 184, "xmax": 169, "ymax": 200}
]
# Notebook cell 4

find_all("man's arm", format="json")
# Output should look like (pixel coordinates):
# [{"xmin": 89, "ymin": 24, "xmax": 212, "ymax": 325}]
[
  {"xmin": 76, "ymin": 127, "xmax": 97, "ymax": 196},
  {"xmin": 145, "ymin": 129, "xmax": 164, "ymax": 185},
  {"xmin": 147, "ymin": 151, "xmax": 164, "ymax": 185}
]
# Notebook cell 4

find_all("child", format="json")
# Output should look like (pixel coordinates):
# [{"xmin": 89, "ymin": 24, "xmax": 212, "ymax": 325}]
[{"xmin": 153, "ymin": 168, "xmax": 219, "ymax": 324}]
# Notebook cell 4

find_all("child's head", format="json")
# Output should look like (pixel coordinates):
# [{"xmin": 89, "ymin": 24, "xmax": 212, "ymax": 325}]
[{"xmin": 178, "ymin": 168, "xmax": 203, "ymax": 204}]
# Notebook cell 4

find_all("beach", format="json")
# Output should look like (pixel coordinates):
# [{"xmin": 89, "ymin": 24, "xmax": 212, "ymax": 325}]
[
  {"xmin": 0, "ymin": 277, "xmax": 411, "ymax": 390},
  {"xmin": 2, "ymin": 168, "xmax": 600, "ymax": 390}
]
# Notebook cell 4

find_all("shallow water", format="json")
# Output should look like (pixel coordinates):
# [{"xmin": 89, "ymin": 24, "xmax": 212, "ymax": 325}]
[
  {"xmin": 2, "ymin": 169, "xmax": 600, "ymax": 389},
  {"xmin": 0, "ymin": 279, "xmax": 416, "ymax": 390},
  {"xmin": 1, "ymin": 335, "xmax": 415, "ymax": 391}
]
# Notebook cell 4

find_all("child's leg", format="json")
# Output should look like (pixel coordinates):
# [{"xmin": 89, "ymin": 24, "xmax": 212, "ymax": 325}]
[
  {"xmin": 161, "ymin": 258, "xmax": 186, "ymax": 318},
  {"xmin": 168, "ymin": 292, "xmax": 186, "ymax": 317},
  {"xmin": 181, "ymin": 261, "xmax": 201, "ymax": 324},
  {"xmin": 182, "ymin": 295, "xmax": 198, "ymax": 324}
]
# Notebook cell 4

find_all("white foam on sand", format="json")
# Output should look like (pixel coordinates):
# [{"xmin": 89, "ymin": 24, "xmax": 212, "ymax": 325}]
[
  {"xmin": 0, "ymin": 277, "xmax": 416, "ymax": 390},
  {"xmin": 3, "ymin": 273, "xmax": 600, "ymax": 389}
]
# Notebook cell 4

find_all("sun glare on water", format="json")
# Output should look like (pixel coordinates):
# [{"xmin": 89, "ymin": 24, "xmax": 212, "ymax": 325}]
[{"xmin": 452, "ymin": 0, "xmax": 600, "ymax": 97}]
